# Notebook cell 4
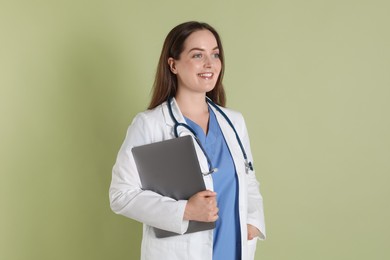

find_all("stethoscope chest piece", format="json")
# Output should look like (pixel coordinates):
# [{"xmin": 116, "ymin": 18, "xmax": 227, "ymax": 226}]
[{"xmin": 245, "ymin": 159, "xmax": 254, "ymax": 174}]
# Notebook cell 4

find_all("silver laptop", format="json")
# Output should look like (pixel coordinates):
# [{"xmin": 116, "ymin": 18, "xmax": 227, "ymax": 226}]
[{"xmin": 132, "ymin": 135, "xmax": 215, "ymax": 238}]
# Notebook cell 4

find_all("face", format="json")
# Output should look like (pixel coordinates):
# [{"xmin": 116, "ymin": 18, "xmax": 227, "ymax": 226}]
[{"xmin": 168, "ymin": 30, "xmax": 222, "ymax": 96}]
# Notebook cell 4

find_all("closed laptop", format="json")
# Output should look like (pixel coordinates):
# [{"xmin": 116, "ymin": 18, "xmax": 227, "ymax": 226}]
[{"xmin": 132, "ymin": 135, "xmax": 215, "ymax": 238}]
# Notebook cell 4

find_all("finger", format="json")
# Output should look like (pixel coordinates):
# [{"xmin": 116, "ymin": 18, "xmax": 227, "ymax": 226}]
[
  {"xmin": 210, "ymin": 206, "xmax": 219, "ymax": 216},
  {"xmin": 208, "ymin": 197, "xmax": 217, "ymax": 205},
  {"xmin": 201, "ymin": 190, "xmax": 217, "ymax": 197},
  {"xmin": 209, "ymin": 212, "xmax": 219, "ymax": 222},
  {"xmin": 247, "ymin": 230, "xmax": 256, "ymax": 240},
  {"xmin": 247, "ymin": 231, "xmax": 259, "ymax": 240}
]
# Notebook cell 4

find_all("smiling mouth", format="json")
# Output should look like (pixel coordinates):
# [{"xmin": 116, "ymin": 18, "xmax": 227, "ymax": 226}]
[{"xmin": 198, "ymin": 72, "xmax": 214, "ymax": 79}]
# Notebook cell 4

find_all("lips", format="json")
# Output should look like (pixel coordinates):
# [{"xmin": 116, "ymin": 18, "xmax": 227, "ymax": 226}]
[{"xmin": 198, "ymin": 72, "xmax": 214, "ymax": 79}]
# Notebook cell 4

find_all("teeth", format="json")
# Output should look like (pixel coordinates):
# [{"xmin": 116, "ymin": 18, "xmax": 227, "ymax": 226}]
[{"xmin": 198, "ymin": 73, "xmax": 213, "ymax": 77}]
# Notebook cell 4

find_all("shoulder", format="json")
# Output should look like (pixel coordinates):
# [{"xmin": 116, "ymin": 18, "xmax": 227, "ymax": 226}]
[
  {"xmin": 213, "ymin": 104, "xmax": 250, "ymax": 138},
  {"xmin": 219, "ymin": 106, "xmax": 243, "ymax": 119},
  {"xmin": 125, "ymin": 104, "xmax": 166, "ymax": 140},
  {"xmin": 216, "ymin": 105, "xmax": 246, "ymax": 125},
  {"xmin": 131, "ymin": 103, "xmax": 166, "ymax": 126},
  {"xmin": 124, "ymin": 103, "xmax": 168, "ymax": 146}
]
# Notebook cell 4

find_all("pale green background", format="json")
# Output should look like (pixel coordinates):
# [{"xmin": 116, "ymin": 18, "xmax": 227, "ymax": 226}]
[{"xmin": 1, "ymin": 0, "xmax": 389, "ymax": 259}]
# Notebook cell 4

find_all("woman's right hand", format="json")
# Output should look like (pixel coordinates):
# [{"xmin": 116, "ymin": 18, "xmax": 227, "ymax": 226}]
[{"xmin": 184, "ymin": 190, "xmax": 219, "ymax": 222}]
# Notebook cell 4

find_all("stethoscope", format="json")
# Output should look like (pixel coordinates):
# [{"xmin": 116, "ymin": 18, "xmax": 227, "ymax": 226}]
[{"xmin": 167, "ymin": 96, "xmax": 254, "ymax": 176}]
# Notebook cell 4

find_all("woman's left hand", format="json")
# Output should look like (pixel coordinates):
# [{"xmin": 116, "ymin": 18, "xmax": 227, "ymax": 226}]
[{"xmin": 247, "ymin": 224, "xmax": 260, "ymax": 240}]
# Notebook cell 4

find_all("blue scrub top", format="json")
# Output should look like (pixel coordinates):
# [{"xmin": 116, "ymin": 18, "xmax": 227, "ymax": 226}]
[{"xmin": 185, "ymin": 108, "xmax": 241, "ymax": 260}]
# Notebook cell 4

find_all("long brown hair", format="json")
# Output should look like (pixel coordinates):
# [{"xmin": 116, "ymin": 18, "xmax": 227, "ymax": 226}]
[{"xmin": 148, "ymin": 21, "xmax": 226, "ymax": 109}]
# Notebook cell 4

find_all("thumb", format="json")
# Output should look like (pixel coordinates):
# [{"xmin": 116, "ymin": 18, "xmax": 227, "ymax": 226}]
[{"xmin": 199, "ymin": 190, "xmax": 217, "ymax": 197}]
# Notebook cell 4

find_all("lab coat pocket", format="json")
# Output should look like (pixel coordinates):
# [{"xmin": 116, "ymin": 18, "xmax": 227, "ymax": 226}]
[
  {"xmin": 247, "ymin": 238, "xmax": 258, "ymax": 260},
  {"xmin": 144, "ymin": 236, "xmax": 189, "ymax": 260}
]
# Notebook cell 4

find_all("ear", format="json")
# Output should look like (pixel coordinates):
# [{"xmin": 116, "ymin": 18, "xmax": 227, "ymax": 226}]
[{"xmin": 168, "ymin": 58, "xmax": 177, "ymax": 74}]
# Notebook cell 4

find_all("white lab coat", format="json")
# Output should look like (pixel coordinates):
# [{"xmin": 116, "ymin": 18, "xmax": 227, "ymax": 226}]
[{"xmin": 109, "ymin": 98, "xmax": 266, "ymax": 260}]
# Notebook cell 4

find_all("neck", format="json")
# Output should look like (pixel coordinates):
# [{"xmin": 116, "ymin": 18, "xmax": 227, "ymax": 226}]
[
  {"xmin": 175, "ymin": 93, "xmax": 208, "ymax": 118},
  {"xmin": 175, "ymin": 93, "xmax": 210, "ymax": 135}
]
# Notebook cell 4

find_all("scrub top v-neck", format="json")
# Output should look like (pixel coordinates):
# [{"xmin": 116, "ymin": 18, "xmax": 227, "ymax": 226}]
[{"xmin": 185, "ymin": 108, "xmax": 241, "ymax": 260}]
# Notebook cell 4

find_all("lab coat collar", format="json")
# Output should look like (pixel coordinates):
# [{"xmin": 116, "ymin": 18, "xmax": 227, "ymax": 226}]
[
  {"xmin": 162, "ymin": 96, "xmax": 236, "ymax": 141},
  {"xmin": 162, "ymin": 97, "xmax": 185, "ymax": 128},
  {"xmin": 161, "ymin": 97, "xmax": 246, "ymax": 176},
  {"xmin": 211, "ymin": 105, "xmax": 244, "ymax": 172}
]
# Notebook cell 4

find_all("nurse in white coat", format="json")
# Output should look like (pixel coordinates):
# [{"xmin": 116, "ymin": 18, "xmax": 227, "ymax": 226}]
[{"xmin": 109, "ymin": 21, "xmax": 266, "ymax": 260}]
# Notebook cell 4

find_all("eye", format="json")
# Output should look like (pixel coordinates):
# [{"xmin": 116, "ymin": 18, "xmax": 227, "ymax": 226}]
[
  {"xmin": 212, "ymin": 53, "xmax": 220, "ymax": 59},
  {"xmin": 192, "ymin": 53, "xmax": 203, "ymax": 59}
]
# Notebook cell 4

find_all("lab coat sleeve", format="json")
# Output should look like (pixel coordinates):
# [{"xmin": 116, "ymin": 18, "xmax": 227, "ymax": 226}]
[
  {"xmin": 240, "ymin": 115, "xmax": 266, "ymax": 240},
  {"xmin": 109, "ymin": 113, "xmax": 189, "ymax": 234}
]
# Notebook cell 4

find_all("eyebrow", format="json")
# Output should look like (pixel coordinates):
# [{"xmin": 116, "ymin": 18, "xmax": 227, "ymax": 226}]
[{"xmin": 187, "ymin": 46, "xmax": 219, "ymax": 53}]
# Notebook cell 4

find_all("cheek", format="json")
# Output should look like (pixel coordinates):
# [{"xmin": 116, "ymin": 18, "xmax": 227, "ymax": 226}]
[
  {"xmin": 216, "ymin": 61, "xmax": 222, "ymax": 73},
  {"xmin": 215, "ymin": 59, "xmax": 222, "ymax": 68},
  {"xmin": 182, "ymin": 61, "xmax": 202, "ymax": 72}
]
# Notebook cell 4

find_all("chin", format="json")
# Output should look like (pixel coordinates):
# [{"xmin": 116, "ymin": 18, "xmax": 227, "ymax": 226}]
[{"xmin": 203, "ymin": 83, "xmax": 217, "ymax": 92}]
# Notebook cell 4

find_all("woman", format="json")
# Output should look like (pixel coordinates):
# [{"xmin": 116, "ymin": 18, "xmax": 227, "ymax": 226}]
[{"xmin": 109, "ymin": 21, "xmax": 266, "ymax": 260}]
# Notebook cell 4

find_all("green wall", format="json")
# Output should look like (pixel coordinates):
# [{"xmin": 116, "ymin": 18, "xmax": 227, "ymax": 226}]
[{"xmin": 1, "ymin": 0, "xmax": 389, "ymax": 259}]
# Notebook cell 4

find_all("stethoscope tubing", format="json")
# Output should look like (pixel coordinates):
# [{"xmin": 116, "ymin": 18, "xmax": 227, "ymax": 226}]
[
  {"xmin": 206, "ymin": 98, "xmax": 253, "ymax": 171},
  {"xmin": 167, "ymin": 96, "xmax": 254, "ymax": 174}
]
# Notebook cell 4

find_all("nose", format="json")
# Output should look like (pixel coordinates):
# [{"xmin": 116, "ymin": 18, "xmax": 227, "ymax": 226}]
[{"xmin": 204, "ymin": 55, "xmax": 213, "ymax": 68}]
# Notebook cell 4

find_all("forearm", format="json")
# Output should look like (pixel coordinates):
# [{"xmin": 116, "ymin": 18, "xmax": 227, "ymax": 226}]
[{"xmin": 110, "ymin": 186, "xmax": 189, "ymax": 234}]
